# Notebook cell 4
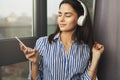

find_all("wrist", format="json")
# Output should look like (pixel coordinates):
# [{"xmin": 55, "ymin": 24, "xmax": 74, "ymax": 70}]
[
  {"xmin": 32, "ymin": 63, "xmax": 38, "ymax": 69},
  {"xmin": 90, "ymin": 62, "xmax": 98, "ymax": 70},
  {"xmin": 89, "ymin": 59, "xmax": 99, "ymax": 72},
  {"xmin": 88, "ymin": 69, "xmax": 97, "ymax": 80},
  {"xmin": 31, "ymin": 63, "xmax": 39, "ymax": 80},
  {"xmin": 91, "ymin": 55, "xmax": 101, "ymax": 67},
  {"xmin": 92, "ymin": 53, "xmax": 101, "ymax": 61}
]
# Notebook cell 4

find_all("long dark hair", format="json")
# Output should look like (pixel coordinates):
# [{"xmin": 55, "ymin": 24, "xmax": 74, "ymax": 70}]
[{"xmin": 48, "ymin": 0, "xmax": 94, "ymax": 50}]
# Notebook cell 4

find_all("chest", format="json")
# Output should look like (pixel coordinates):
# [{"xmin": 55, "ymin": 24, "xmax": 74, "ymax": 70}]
[{"xmin": 42, "ymin": 43, "xmax": 90, "ymax": 76}]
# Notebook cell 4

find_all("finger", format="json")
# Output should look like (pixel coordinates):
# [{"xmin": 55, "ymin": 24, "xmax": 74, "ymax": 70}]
[
  {"xmin": 23, "ymin": 48, "xmax": 28, "ymax": 55},
  {"xmin": 94, "ymin": 42, "xmax": 103, "ymax": 50},
  {"xmin": 26, "ymin": 52, "xmax": 35, "ymax": 59},
  {"xmin": 96, "ymin": 44, "xmax": 101, "ymax": 50},
  {"xmin": 100, "ymin": 45, "xmax": 104, "ymax": 51},
  {"xmin": 93, "ymin": 42, "xmax": 98, "ymax": 49},
  {"xmin": 25, "ymin": 48, "xmax": 38, "ymax": 56},
  {"xmin": 19, "ymin": 43, "xmax": 27, "ymax": 51},
  {"xmin": 97, "ymin": 44, "xmax": 104, "ymax": 50},
  {"xmin": 27, "ymin": 47, "xmax": 36, "ymax": 53}
]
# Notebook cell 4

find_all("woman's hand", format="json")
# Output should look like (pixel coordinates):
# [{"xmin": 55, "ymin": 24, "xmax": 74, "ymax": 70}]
[
  {"xmin": 19, "ymin": 43, "xmax": 39, "ymax": 65},
  {"xmin": 19, "ymin": 43, "xmax": 39, "ymax": 79},
  {"xmin": 92, "ymin": 42, "xmax": 104, "ymax": 60},
  {"xmin": 88, "ymin": 42, "xmax": 104, "ymax": 79}
]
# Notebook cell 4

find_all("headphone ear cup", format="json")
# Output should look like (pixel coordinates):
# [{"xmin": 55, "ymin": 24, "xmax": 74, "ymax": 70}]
[{"xmin": 77, "ymin": 15, "xmax": 86, "ymax": 26}]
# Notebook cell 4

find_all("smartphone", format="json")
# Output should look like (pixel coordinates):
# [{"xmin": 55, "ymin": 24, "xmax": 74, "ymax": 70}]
[
  {"xmin": 15, "ymin": 36, "xmax": 31, "ymax": 77},
  {"xmin": 15, "ymin": 36, "xmax": 26, "ymax": 48}
]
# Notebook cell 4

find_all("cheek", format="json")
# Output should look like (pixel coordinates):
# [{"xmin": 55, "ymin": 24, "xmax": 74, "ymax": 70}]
[
  {"xmin": 67, "ymin": 18, "xmax": 78, "ymax": 26},
  {"xmin": 57, "ymin": 17, "xmax": 61, "ymax": 25}
]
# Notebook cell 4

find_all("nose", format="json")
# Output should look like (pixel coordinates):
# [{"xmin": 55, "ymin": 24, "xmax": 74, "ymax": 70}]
[{"xmin": 59, "ymin": 15, "xmax": 65, "ymax": 22}]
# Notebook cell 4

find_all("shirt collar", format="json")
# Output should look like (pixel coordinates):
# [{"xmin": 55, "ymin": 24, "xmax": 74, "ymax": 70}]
[
  {"xmin": 53, "ymin": 32, "xmax": 60, "ymax": 40},
  {"xmin": 53, "ymin": 32, "xmax": 80, "ymax": 45}
]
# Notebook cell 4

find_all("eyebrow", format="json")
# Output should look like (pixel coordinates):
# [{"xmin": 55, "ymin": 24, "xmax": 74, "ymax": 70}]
[{"xmin": 58, "ymin": 11, "xmax": 73, "ymax": 15}]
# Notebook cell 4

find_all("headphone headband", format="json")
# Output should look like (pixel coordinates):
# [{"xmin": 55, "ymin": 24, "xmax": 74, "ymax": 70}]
[{"xmin": 77, "ymin": 0, "xmax": 87, "ymax": 26}]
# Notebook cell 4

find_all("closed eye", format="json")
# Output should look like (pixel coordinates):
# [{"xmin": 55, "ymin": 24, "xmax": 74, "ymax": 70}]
[
  {"xmin": 65, "ymin": 12, "xmax": 72, "ymax": 17},
  {"xmin": 66, "ymin": 14, "xmax": 72, "ymax": 17},
  {"xmin": 58, "ymin": 11, "xmax": 73, "ymax": 17}
]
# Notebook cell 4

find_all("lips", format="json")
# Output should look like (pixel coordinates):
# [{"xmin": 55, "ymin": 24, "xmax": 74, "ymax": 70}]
[{"xmin": 59, "ymin": 24, "xmax": 66, "ymax": 27}]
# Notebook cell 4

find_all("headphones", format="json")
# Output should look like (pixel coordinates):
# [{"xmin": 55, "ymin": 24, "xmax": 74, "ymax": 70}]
[{"xmin": 77, "ymin": 0, "xmax": 87, "ymax": 26}]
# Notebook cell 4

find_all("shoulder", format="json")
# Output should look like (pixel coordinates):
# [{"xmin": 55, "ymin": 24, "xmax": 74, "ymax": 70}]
[
  {"xmin": 82, "ymin": 43, "xmax": 90, "ymax": 52},
  {"xmin": 80, "ymin": 43, "xmax": 90, "ymax": 56},
  {"xmin": 36, "ymin": 36, "xmax": 48, "ymax": 43},
  {"xmin": 78, "ymin": 41, "xmax": 90, "ymax": 51},
  {"xmin": 35, "ymin": 36, "xmax": 49, "ymax": 49}
]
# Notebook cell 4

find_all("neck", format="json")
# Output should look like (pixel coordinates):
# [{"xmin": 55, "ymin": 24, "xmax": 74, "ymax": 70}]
[
  {"xmin": 60, "ymin": 31, "xmax": 75, "ymax": 54},
  {"xmin": 60, "ymin": 31, "xmax": 75, "ymax": 44}
]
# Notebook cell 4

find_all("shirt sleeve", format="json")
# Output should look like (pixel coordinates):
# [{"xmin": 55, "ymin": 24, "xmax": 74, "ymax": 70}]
[
  {"xmin": 36, "ymin": 75, "xmax": 42, "ymax": 80},
  {"xmin": 27, "ymin": 74, "xmax": 42, "ymax": 80},
  {"xmin": 78, "ymin": 54, "xmax": 92, "ymax": 80},
  {"xmin": 79, "ymin": 44, "xmax": 98, "ymax": 80},
  {"xmin": 79, "ymin": 44, "xmax": 92, "ymax": 80},
  {"xmin": 77, "ymin": 61, "xmax": 98, "ymax": 80},
  {"xmin": 27, "ymin": 55, "xmax": 43, "ymax": 80},
  {"xmin": 80, "ymin": 70, "xmax": 92, "ymax": 80},
  {"xmin": 27, "ymin": 37, "xmax": 46, "ymax": 80},
  {"xmin": 80, "ymin": 71, "xmax": 98, "ymax": 80},
  {"xmin": 27, "ymin": 74, "xmax": 31, "ymax": 80},
  {"xmin": 34, "ymin": 37, "xmax": 47, "ymax": 55}
]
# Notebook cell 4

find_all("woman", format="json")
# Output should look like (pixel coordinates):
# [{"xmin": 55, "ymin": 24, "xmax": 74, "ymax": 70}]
[{"xmin": 20, "ymin": 0, "xmax": 104, "ymax": 80}]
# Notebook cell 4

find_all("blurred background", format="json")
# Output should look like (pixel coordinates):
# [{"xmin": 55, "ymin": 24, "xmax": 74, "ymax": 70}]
[{"xmin": 0, "ymin": 0, "xmax": 94, "ymax": 80}]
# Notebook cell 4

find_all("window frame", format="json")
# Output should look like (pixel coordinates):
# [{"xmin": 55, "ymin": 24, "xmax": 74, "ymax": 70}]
[{"xmin": 0, "ymin": 0, "xmax": 47, "ymax": 66}]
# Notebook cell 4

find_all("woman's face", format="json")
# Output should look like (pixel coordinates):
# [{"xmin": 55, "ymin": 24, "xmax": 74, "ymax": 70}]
[{"xmin": 57, "ymin": 3, "xmax": 78, "ymax": 32}]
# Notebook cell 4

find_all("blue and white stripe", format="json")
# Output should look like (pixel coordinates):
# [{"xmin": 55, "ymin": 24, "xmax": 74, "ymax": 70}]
[{"xmin": 29, "ymin": 33, "xmax": 91, "ymax": 80}]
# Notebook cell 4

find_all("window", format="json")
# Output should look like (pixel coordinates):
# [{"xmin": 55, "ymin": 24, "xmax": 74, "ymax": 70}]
[
  {"xmin": 0, "ymin": 0, "xmax": 33, "ymax": 39},
  {"xmin": 0, "ymin": 62, "xmax": 29, "ymax": 80},
  {"xmin": 0, "ymin": 0, "xmax": 33, "ymax": 79},
  {"xmin": 84, "ymin": 0, "xmax": 95, "ymax": 20},
  {"xmin": 0, "ymin": 0, "xmax": 47, "ymax": 79},
  {"xmin": 47, "ymin": 0, "xmax": 62, "ymax": 35},
  {"xmin": 0, "ymin": 0, "xmax": 95, "ymax": 79}
]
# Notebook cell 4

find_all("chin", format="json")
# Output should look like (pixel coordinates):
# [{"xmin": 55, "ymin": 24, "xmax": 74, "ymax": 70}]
[
  {"xmin": 60, "ymin": 30, "xmax": 73, "ymax": 33},
  {"xmin": 59, "ymin": 28, "xmax": 65, "ymax": 31},
  {"xmin": 60, "ymin": 29, "xmax": 67, "ymax": 32}
]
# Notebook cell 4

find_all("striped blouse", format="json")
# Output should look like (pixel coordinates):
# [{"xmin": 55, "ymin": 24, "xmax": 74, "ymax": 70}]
[{"xmin": 29, "ymin": 33, "xmax": 91, "ymax": 80}]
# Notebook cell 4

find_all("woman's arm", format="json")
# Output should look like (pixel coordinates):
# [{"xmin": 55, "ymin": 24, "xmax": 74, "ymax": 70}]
[
  {"xmin": 88, "ymin": 42, "xmax": 104, "ymax": 79},
  {"xmin": 73, "ymin": 42, "xmax": 104, "ymax": 80},
  {"xmin": 19, "ymin": 43, "xmax": 40, "ymax": 80},
  {"xmin": 31, "ymin": 63, "xmax": 39, "ymax": 80}
]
